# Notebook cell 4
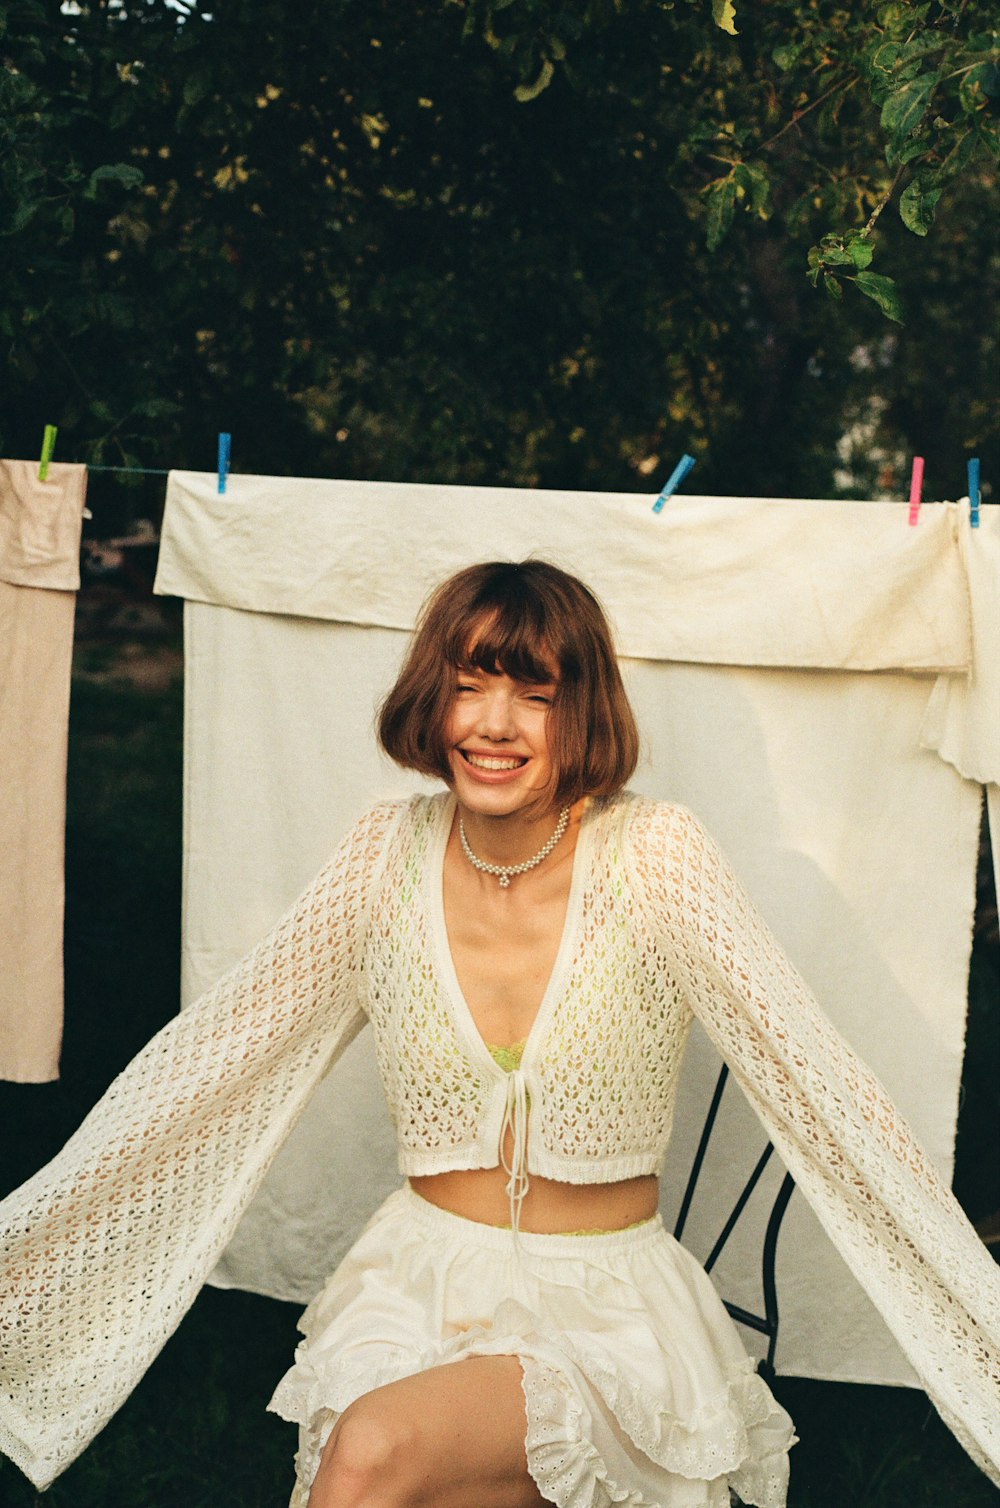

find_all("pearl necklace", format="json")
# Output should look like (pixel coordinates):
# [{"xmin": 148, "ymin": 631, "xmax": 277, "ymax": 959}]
[{"xmin": 459, "ymin": 806, "xmax": 570, "ymax": 888}]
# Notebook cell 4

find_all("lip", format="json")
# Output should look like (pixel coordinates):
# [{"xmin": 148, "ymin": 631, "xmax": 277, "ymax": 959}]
[{"xmin": 456, "ymin": 749, "xmax": 530, "ymax": 782}]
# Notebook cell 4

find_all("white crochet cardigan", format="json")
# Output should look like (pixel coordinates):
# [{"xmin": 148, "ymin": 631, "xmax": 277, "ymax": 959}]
[{"xmin": 1, "ymin": 793, "xmax": 998, "ymax": 1490}]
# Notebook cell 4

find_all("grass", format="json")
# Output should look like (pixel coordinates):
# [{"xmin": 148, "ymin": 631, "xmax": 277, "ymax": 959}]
[{"xmin": 1, "ymin": 645, "xmax": 997, "ymax": 1508}]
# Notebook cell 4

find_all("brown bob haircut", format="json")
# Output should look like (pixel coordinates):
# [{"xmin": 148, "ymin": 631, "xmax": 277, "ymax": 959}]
[{"xmin": 378, "ymin": 560, "xmax": 640, "ymax": 805}]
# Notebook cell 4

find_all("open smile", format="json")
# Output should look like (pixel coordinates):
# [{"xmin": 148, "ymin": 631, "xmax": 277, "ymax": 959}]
[{"xmin": 460, "ymin": 751, "xmax": 528, "ymax": 772}]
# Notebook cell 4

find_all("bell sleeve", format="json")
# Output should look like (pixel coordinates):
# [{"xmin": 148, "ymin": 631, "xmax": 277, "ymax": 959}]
[
  {"xmin": 0, "ymin": 798, "xmax": 405, "ymax": 1491},
  {"xmin": 625, "ymin": 799, "xmax": 1000, "ymax": 1486}
]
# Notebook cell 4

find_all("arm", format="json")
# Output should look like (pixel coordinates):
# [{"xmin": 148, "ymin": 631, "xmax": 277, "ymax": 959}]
[
  {"xmin": 625, "ymin": 799, "xmax": 1000, "ymax": 1484},
  {"xmin": 0, "ymin": 799, "xmax": 404, "ymax": 1491}
]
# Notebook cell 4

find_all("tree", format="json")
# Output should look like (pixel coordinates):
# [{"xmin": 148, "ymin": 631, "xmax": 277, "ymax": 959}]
[
  {"xmin": 465, "ymin": 0, "xmax": 999, "ymax": 323},
  {"xmin": 1, "ymin": 1, "xmax": 995, "ymax": 504}
]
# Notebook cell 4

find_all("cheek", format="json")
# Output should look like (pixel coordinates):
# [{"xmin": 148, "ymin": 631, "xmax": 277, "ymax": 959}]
[{"xmin": 443, "ymin": 702, "xmax": 467, "ymax": 747}]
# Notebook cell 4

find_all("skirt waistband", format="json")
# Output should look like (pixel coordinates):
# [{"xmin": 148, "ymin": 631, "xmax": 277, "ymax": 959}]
[{"xmin": 400, "ymin": 1183, "xmax": 664, "ymax": 1258}]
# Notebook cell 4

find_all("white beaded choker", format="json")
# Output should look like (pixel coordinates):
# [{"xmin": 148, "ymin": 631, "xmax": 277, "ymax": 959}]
[{"xmin": 459, "ymin": 806, "xmax": 570, "ymax": 888}]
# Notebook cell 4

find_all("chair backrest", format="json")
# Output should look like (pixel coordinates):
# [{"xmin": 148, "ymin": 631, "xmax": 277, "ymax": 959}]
[{"xmin": 672, "ymin": 1063, "xmax": 795, "ymax": 1381}]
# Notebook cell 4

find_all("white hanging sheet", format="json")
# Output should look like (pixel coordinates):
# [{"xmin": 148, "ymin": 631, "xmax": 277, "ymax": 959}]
[
  {"xmin": 155, "ymin": 474, "xmax": 990, "ymax": 1385},
  {"xmin": 921, "ymin": 506, "xmax": 1000, "ymax": 903},
  {"xmin": 0, "ymin": 459, "xmax": 88, "ymax": 1082}
]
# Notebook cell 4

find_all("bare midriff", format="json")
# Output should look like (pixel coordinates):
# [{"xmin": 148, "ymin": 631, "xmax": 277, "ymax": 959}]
[{"xmin": 409, "ymin": 1168, "xmax": 660, "ymax": 1234}]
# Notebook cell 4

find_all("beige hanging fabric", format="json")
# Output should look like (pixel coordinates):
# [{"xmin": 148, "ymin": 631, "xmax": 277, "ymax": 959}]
[
  {"xmin": 0, "ymin": 459, "xmax": 88, "ymax": 1082},
  {"xmin": 152, "ymin": 476, "xmax": 987, "ymax": 1388}
]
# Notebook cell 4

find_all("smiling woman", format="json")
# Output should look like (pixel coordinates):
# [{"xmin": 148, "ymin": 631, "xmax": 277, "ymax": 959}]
[
  {"xmin": 1, "ymin": 562, "xmax": 998, "ymax": 1508},
  {"xmin": 377, "ymin": 559, "xmax": 640, "ymax": 809}
]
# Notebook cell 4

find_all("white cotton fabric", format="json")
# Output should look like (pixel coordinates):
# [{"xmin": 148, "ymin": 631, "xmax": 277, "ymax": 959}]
[
  {"xmin": 921, "ymin": 504, "xmax": 1000, "ymax": 786},
  {"xmin": 154, "ymin": 472, "xmax": 973, "ymax": 672},
  {"xmin": 160, "ymin": 478, "xmax": 987, "ymax": 1390},
  {"xmin": 270, "ymin": 1186, "xmax": 797, "ymax": 1508}
]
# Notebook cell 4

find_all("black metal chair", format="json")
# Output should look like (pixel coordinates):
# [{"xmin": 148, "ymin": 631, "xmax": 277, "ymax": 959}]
[{"xmin": 673, "ymin": 1063, "xmax": 796, "ymax": 1383}]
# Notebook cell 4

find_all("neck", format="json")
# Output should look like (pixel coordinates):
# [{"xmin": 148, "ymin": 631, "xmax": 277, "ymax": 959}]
[{"xmin": 457, "ymin": 801, "xmax": 575, "ymax": 869}]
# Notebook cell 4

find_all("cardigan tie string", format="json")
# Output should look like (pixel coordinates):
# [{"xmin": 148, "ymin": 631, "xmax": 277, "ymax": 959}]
[{"xmin": 500, "ymin": 1068, "xmax": 530, "ymax": 1235}]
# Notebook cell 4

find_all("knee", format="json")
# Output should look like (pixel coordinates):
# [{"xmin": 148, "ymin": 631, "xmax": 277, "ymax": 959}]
[{"xmin": 310, "ymin": 1401, "xmax": 420, "ymax": 1508}]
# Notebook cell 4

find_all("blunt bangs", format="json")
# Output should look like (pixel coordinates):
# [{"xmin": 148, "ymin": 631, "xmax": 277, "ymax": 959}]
[{"xmin": 377, "ymin": 560, "xmax": 639, "ymax": 803}]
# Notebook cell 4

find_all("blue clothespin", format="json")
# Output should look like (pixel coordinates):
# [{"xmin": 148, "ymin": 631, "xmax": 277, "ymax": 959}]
[
  {"xmin": 217, "ymin": 432, "xmax": 231, "ymax": 495},
  {"xmin": 38, "ymin": 424, "xmax": 58, "ymax": 482},
  {"xmin": 652, "ymin": 453, "xmax": 696, "ymax": 514},
  {"xmin": 968, "ymin": 458, "xmax": 980, "ymax": 530}
]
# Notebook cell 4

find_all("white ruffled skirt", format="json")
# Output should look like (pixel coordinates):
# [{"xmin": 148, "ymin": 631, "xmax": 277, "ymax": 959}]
[{"xmin": 268, "ymin": 1185, "xmax": 796, "ymax": 1507}]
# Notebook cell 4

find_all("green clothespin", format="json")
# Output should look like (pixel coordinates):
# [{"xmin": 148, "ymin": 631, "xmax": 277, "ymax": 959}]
[{"xmin": 38, "ymin": 424, "xmax": 58, "ymax": 482}]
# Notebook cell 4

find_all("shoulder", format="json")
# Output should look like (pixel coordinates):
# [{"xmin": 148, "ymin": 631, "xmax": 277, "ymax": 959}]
[
  {"xmin": 345, "ymin": 790, "xmax": 449, "ymax": 856},
  {"xmin": 596, "ymin": 792, "xmax": 719, "ymax": 879},
  {"xmin": 597, "ymin": 790, "xmax": 708, "ymax": 845}
]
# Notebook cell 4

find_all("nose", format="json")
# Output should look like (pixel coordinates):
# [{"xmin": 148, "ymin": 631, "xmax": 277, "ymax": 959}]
[{"xmin": 478, "ymin": 685, "xmax": 517, "ymax": 741}]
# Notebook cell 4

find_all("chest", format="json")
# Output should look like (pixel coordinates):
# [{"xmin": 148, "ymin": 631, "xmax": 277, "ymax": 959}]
[{"xmin": 443, "ymin": 890, "xmax": 568, "ymax": 1044}]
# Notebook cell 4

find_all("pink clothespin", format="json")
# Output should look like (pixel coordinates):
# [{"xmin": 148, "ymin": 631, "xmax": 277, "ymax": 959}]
[{"xmin": 907, "ymin": 456, "xmax": 924, "ymax": 526}]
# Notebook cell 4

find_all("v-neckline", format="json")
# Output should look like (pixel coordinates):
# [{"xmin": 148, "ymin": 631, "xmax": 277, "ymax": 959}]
[{"xmin": 428, "ymin": 793, "xmax": 593, "ymax": 1078}]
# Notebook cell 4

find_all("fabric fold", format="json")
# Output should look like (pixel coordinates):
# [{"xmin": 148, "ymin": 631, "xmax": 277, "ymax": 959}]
[{"xmin": 920, "ymin": 503, "xmax": 1000, "ymax": 786}]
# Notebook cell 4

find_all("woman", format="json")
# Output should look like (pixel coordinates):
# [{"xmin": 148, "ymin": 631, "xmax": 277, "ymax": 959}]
[{"xmin": 1, "ymin": 561, "xmax": 998, "ymax": 1506}]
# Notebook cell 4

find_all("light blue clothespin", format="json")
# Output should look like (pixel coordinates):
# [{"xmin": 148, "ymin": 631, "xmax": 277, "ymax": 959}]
[
  {"xmin": 652, "ymin": 453, "xmax": 696, "ymax": 513},
  {"xmin": 968, "ymin": 458, "xmax": 980, "ymax": 529},
  {"xmin": 217, "ymin": 432, "xmax": 231, "ymax": 495}
]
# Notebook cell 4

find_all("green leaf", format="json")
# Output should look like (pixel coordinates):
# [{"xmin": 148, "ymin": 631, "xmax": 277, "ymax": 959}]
[
  {"xmin": 705, "ymin": 176, "xmax": 737, "ymax": 250},
  {"xmin": 5, "ymin": 199, "xmax": 39, "ymax": 235},
  {"xmin": 976, "ymin": 115, "xmax": 1000, "ymax": 158},
  {"xmin": 896, "ymin": 34, "xmax": 948, "ymax": 65},
  {"xmin": 899, "ymin": 179, "xmax": 942, "ymax": 235},
  {"xmin": 772, "ymin": 43, "xmax": 800, "ymax": 72},
  {"xmin": 735, "ymin": 161, "xmax": 771, "ymax": 217},
  {"xmin": 846, "ymin": 235, "xmax": 874, "ymax": 269},
  {"xmin": 84, "ymin": 163, "xmax": 144, "ymax": 200},
  {"xmin": 880, "ymin": 72, "xmax": 939, "ymax": 140},
  {"xmin": 886, "ymin": 132, "xmax": 932, "ymax": 168},
  {"xmin": 877, "ymin": 2, "xmax": 931, "ymax": 25},
  {"xmin": 711, "ymin": 0, "xmax": 738, "ymax": 37},
  {"xmin": 870, "ymin": 42, "xmax": 901, "ymax": 78},
  {"xmin": 514, "ymin": 57, "xmax": 554, "ymax": 103},
  {"xmin": 823, "ymin": 274, "xmax": 843, "ymax": 300},
  {"xmin": 960, "ymin": 62, "xmax": 999, "ymax": 116},
  {"xmin": 182, "ymin": 69, "xmax": 212, "ymax": 108},
  {"xmin": 132, "ymin": 397, "xmax": 183, "ymax": 419},
  {"xmin": 814, "ymin": 239, "xmax": 855, "ymax": 268},
  {"xmin": 852, "ymin": 270, "xmax": 905, "ymax": 323}
]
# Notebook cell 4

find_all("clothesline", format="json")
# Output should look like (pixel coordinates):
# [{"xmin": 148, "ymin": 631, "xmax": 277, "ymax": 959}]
[{"xmin": 87, "ymin": 464, "xmax": 171, "ymax": 476}]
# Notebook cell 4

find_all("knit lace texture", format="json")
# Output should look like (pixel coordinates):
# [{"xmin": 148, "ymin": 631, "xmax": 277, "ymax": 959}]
[{"xmin": 1, "ymin": 793, "xmax": 998, "ymax": 1489}]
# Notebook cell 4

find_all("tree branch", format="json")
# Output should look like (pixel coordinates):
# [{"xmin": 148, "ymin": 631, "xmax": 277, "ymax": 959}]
[
  {"xmin": 759, "ymin": 76, "xmax": 858, "ymax": 153},
  {"xmin": 862, "ymin": 162, "xmax": 907, "ymax": 237}
]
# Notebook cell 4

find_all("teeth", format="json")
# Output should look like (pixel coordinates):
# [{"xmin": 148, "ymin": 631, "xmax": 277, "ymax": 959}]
[{"xmin": 465, "ymin": 753, "xmax": 525, "ymax": 771}]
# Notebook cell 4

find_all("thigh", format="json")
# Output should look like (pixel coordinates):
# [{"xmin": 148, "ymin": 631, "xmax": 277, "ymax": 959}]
[{"xmin": 310, "ymin": 1354, "xmax": 546, "ymax": 1508}]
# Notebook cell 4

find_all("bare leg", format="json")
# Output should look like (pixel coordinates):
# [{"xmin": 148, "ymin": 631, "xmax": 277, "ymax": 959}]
[{"xmin": 307, "ymin": 1354, "xmax": 547, "ymax": 1508}]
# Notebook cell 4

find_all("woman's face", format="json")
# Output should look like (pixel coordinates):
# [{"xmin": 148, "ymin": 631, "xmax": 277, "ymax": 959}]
[{"xmin": 444, "ymin": 665, "xmax": 559, "ymax": 820}]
